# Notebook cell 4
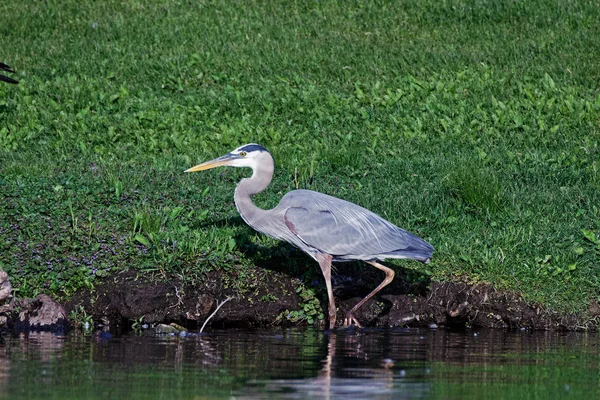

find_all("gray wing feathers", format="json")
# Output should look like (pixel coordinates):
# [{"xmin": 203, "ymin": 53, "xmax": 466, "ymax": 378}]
[{"xmin": 281, "ymin": 190, "xmax": 433, "ymax": 262}]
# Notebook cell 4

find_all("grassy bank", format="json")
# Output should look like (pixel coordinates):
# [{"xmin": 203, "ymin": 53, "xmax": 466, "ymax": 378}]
[{"xmin": 1, "ymin": 0, "xmax": 599, "ymax": 318}]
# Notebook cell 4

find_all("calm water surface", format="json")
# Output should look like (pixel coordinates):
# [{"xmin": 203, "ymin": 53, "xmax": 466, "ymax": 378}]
[{"xmin": 0, "ymin": 328, "xmax": 598, "ymax": 399}]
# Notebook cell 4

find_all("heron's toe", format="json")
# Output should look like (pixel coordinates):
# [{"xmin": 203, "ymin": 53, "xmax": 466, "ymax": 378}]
[{"xmin": 343, "ymin": 313, "xmax": 363, "ymax": 328}]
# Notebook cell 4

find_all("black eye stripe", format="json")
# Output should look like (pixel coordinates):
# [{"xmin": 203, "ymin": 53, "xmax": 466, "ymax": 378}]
[{"xmin": 238, "ymin": 144, "xmax": 266, "ymax": 153}]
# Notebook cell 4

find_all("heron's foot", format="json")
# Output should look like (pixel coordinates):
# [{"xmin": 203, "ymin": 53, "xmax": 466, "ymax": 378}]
[{"xmin": 343, "ymin": 313, "xmax": 363, "ymax": 328}]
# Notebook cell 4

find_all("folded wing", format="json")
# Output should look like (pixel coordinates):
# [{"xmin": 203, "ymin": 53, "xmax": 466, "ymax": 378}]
[{"xmin": 282, "ymin": 191, "xmax": 433, "ymax": 262}]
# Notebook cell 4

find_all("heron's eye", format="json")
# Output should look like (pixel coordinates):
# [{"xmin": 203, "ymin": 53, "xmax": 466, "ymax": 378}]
[{"xmin": 239, "ymin": 151, "xmax": 247, "ymax": 157}]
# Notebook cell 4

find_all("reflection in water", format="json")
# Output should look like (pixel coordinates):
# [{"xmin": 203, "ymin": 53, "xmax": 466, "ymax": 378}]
[
  {"xmin": 0, "ymin": 328, "xmax": 598, "ymax": 399},
  {"xmin": 240, "ymin": 331, "xmax": 431, "ymax": 399},
  {"xmin": 0, "ymin": 338, "xmax": 8, "ymax": 394}
]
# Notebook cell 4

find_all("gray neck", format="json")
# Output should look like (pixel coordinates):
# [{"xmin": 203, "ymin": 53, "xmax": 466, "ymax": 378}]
[{"xmin": 233, "ymin": 153, "xmax": 274, "ymax": 228}]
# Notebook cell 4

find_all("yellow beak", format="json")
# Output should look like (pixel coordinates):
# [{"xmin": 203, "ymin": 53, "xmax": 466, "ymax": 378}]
[{"xmin": 185, "ymin": 154, "xmax": 235, "ymax": 173}]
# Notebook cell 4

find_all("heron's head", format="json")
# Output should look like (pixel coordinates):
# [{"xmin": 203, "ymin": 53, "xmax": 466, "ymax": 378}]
[{"xmin": 185, "ymin": 144, "xmax": 270, "ymax": 173}]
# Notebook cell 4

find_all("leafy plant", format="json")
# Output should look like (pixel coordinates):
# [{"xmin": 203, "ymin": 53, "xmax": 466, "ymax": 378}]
[
  {"xmin": 131, "ymin": 315, "xmax": 146, "ymax": 333},
  {"xmin": 69, "ymin": 305, "xmax": 93, "ymax": 331},
  {"xmin": 279, "ymin": 281, "xmax": 324, "ymax": 325}
]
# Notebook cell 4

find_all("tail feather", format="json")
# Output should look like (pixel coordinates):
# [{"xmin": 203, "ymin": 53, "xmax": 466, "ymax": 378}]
[
  {"xmin": 0, "ymin": 62, "xmax": 15, "ymax": 73},
  {"xmin": 0, "ymin": 62, "xmax": 18, "ymax": 84},
  {"xmin": 0, "ymin": 75, "xmax": 18, "ymax": 84},
  {"xmin": 384, "ymin": 247, "xmax": 433, "ymax": 264}
]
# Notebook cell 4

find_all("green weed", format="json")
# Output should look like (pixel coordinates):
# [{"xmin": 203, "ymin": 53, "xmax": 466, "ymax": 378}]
[
  {"xmin": 445, "ymin": 161, "xmax": 505, "ymax": 214},
  {"xmin": 69, "ymin": 305, "xmax": 93, "ymax": 331},
  {"xmin": 279, "ymin": 281, "xmax": 325, "ymax": 325},
  {"xmin": 0, "ymin": 0, "xmax": 599, "ymax": 316}
]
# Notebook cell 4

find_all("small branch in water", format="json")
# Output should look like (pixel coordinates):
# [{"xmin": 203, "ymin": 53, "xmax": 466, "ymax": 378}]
[{"xmin": 200, "ymin": 297, "xmax": 232, "ymax": 333}]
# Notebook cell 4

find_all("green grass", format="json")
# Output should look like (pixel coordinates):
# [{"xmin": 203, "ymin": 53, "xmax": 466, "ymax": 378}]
[{"xmin": 1, "ymin": 0, "xmax": 599, "ymax": 316}]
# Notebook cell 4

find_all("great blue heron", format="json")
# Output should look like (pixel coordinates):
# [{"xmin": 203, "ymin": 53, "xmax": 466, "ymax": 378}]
[
  {"xmin": 0, "ymin": 63, "xmax": 18, "ymax": 84},
  {"xmin": 186, "ymin": 144, "xmax": 434, "ymax": 329}
]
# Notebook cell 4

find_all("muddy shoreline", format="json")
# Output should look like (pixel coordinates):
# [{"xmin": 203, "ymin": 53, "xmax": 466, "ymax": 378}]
[{"xmin": 56, "ymin": 267, "xmax": 597, "ymax": 332}]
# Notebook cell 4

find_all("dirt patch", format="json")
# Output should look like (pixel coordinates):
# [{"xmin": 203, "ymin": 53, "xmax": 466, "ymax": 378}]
[
  {"xmin": 345, "ymin": 281, "xmax": 590, "ymax": 330},
  {"xmin": 65, "ymin": 269, "xmax": 304, "ymax": 330},
  {"xmin": 63, "ymin": 266, "xmax": 597, "ymax": 332}
]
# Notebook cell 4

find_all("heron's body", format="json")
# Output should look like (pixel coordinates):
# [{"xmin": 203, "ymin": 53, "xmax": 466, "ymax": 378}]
[
  {"xmin": 187, "ymin": 144, "xmax": 433, "ymax": 329},
  {"xmin": 240, "ymin": 189, "xmax": 432, "ymax": 263}
]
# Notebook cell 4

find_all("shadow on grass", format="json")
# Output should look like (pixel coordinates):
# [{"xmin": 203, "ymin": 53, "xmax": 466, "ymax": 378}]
[
  {"xmin": 233, "ymin": 229, "xmax": 432, "ymax": 310},
  {"xmin": 195, "ymin": 214, "xmax": 432, "ymax": 325}
]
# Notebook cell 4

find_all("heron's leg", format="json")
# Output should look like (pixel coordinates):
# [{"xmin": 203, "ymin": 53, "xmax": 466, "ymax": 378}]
[
  {"xmin": 316, "ymin": 253, "xmax": 336, "ymax": 329},
  {"xmin": 343, "ymin": 261, "xmax": 395, "ymax": 327}
]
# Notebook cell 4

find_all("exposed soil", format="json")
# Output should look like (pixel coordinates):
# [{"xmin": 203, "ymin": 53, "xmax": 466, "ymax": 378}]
[{"xmin": 64, "ymin": 265, "xmax": 598, "ymax": 332}]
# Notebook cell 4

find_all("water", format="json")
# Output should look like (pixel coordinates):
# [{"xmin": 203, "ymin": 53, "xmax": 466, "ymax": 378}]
[{"xmin": 0, "ymin": 328, "xmax": 598, "ymax": 399}]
